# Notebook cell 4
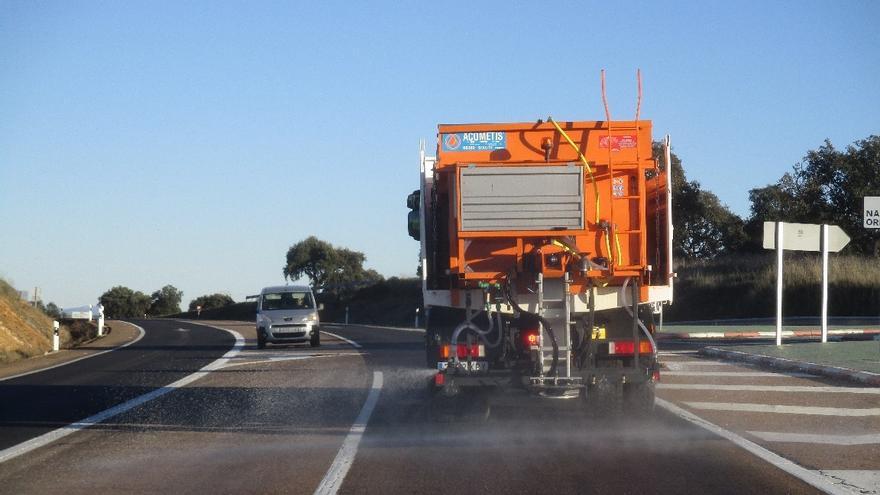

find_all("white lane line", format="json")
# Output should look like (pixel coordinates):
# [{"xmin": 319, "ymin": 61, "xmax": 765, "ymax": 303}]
[
  {"xmin": 314, "ymin": 370, "xmax": 383, "ymax": 495},
  {"xmin": 220, "ymin": 352, "xmax": 362, "ymax": 369},
  {"xmin": 684, "ymin": 402, "xmax": 880, "ymax": 416},
  {"xmin": 664, "ymin": 371, "xmax": 814, "ymax": 377},
  {"xmin": 0, "ymin": 323, "xmax": 244, "ymax": 465},
  {"xmin": 655, "ymin": 398, "xmax": 849, "ymax": 495},
  {"xmin": 663, "ymin": 361, "xmax": 732, "ymax": 370},
  {"xmin": 748, "ymin": 431, "xmax": 880, "ymax": 445},
  {"xmin": 816, "ymin": 470, "xmax": 880, "ymax": 494},
  {"xmin": 658, "ymin": 383, "xmax": 880, "ymax": 394},
  {"xmin": 0, "ymin": 324, "xmax": 147, "ymax": 383},
  {"xmin": 321, "ymin": 330, "xmax": 362, "ymax": 349},
  {"xmin": 658, "ymin": 350, "xmax": 698, "ymax": 355}
]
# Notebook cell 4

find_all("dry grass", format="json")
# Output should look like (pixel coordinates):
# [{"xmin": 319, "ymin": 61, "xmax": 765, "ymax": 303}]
[
  {"xmin": 0, "ymin": 278, "xmax": 53, "ymax": 363},
  {"xmin": 667, "ymin": 254, "xmax": 880, "ymax": 321}
]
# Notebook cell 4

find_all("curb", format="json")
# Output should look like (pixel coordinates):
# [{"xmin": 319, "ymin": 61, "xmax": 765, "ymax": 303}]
[
  {"xmin": 700, "ymin": 346, "xmax": 880, "ymax": 386},
  {"xmin": 657, "ymin": 328, "xmax": 880, "ymax": 340}
]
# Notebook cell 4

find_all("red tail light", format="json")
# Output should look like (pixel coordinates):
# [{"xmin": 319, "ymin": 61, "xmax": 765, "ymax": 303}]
[
  {"xmin": 440, "ymin": 343, "xmax": 485, "ymax": 359},
  {"xmin": 608, "ymin": 340, "xmax": 653, "ymax": 355},
  {"xmin": 522, "ymin": 329, "xmax": 540, "ymax": 348}
]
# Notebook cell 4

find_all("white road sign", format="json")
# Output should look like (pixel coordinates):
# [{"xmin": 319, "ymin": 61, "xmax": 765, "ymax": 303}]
[
  {"xmin": 865, "ymin": 197, "xmax": 880, "ymax": 229},
  {"xmin": 762, "ymin": 222, "xmax": 850, "ymax": 252}
]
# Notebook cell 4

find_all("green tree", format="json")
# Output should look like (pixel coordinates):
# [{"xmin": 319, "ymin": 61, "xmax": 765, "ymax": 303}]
[
  {"xmin": 99, "ymin": 286, "xmax": 151, "ymax": 318},
  {"xmin": 652, "ymin": 142, "xmax": 746, "ymax": 259},
  {"xmin": 283, "ymin": 236, "xmax": 383, "ymax": 294},
  {"xmin": 188, "ymin": 293, "xmax": 235, "ymax": 312},
  {"xmin": 43, "ymin": 301, "xmax": 61, "ymax": 319},
  {"xmin": 149, "ymin": 285, "xmax": 183, "ymax": 316},
  {"xmin": 747, "ymin": 136, "xmax": 880, "ymax": 256}
]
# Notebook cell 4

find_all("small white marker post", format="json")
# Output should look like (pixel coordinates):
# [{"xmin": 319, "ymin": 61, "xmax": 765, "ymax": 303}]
[
  {"xmin": 821, "ymin": 224, "xmax": 829, "ymax": 343},
  {"xmin": 776, "ymin": 222, "xmax": 784, "ymax": 346},
  {"xmin": 415, "ymin": 307, "xmax": 420, "ymax": 328},
  {"xmin": 96, "ymin": 303, "xmax": 105, "ymax": 337},
  {"xmin": 52, "ymin": 320, "xmax": 60, "ymax": 352}
]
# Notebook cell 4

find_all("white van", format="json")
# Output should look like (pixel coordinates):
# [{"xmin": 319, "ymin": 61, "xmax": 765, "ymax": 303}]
[{"xmin": 255, "ymin": 285, "xmax": 320, "ymax": 349}]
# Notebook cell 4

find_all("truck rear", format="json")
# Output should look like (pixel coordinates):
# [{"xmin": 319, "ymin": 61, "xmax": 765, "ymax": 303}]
[{"xmin": 408, "ymin": 116, "xmax": 673, "ymax": 411}]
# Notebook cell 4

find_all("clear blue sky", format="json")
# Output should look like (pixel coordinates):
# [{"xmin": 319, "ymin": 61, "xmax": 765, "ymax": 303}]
[{"xmin": 1, "ymin": 1, "xmax": 878, "ymax": 308}]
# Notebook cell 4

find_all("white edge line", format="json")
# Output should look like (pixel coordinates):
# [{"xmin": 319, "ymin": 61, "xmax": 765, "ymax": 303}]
[
  {"xmin": 0, "ymin": 323, "xmax": 244, "ymax": 465},
  {"xmin": 324, "ymin": 323, "xmax": 425, "ymax": 334},
  {"xmin": 655, "ymin": 398, "xmax": 849, "ymax": 495},
  {"xmin": 314, "ymin": 370, "xmax": 383, "ymax": 495},
  {"xmin": 0, "ymin": 322, "xmax": 147, "ymax": 383},
  {"xmin": 321, "ymin": 330, "xmax": 363, "ymax": 349}
]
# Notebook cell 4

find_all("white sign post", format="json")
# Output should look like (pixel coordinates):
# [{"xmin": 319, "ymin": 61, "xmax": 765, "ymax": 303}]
[
  {"xmin": 96, "ymin": 303, "xmax": 105, "ymax": 337},
  {"xmin": 53, "ymin": 320, "xmax": 60, "ymax": 352},
  {"xmin": 776, "ymin": 222, "xmax": 784, "ymax": 345},
  {"xmin": 865, "ymin": 197, "xmax": 880, "ymax": 229},
  {"xmin": 763, "ymin": 222, "xmax": 850, "ymax": 345}
]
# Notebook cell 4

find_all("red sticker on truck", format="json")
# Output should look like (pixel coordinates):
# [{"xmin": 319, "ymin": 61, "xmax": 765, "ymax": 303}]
[{"xmin": 599, "ymin": 135, "xmax": 637, "ymax": 151}]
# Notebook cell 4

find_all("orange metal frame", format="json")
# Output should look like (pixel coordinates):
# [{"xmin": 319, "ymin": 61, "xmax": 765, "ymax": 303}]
[{"xmin": 434, "ymin": 120, "xmax": 662, "ymax": 298}]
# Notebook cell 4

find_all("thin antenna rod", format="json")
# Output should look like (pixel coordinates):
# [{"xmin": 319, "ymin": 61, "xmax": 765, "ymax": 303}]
[
  {"xmin": 601, "ymin": 69, "xmax": 611, "ymax": 122},
  {"xmin": 635, "ymin": 68, "xmax": 642, "ymax": 122}
]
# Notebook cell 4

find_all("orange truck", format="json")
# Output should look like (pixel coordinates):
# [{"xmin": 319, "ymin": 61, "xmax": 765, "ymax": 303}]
[{"xmin": 407, "ymin": 115, "xmax": 674, "ymax": 410}]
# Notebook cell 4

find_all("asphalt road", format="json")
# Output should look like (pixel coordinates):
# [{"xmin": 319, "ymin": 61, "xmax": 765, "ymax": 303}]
[{"xmin": 0, "ymin": 320, "xmax": 830, "ymax": 494}]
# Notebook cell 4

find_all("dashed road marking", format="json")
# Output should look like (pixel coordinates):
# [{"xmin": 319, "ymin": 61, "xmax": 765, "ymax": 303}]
[
  {"xmin": 664, "ymin": 370, "xmax": 815, "ymax": 377},
  {"xmin": 658, "ymin": 383, "xmax": 880, "ymax": 394},
  {"xmin": 655, "ymin": 398, "xmax": 848, "ymax": 494},
  {"xmin": 748, "ymin": 431, "xmax": 880, "ymax": 445},
  {"xmin": 684, "ymin": 401, "xmax": 880, "ymax": 416},
  {"xmin": 663, "ymin": 361, "xmax": 732, "ymax": 371}
]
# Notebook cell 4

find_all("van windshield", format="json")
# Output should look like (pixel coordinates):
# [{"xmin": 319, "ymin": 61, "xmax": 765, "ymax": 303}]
[{"xmin": 261, "ymin": 291, "xmax": 314, "ymax": 310}]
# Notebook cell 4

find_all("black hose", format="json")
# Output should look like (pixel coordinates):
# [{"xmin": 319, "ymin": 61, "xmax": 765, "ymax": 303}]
[{"xmin": 506, "ymin": 268, "xmax": 559, "ymax": 377}]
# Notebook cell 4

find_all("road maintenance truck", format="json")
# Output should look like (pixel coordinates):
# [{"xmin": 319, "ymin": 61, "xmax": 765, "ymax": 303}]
[{"xmin": 407, "ymin": 90, "xmax": 673, "ymax": 411}]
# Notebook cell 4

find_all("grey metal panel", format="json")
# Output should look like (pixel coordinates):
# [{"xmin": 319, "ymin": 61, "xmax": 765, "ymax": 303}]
[{"xmin": 460, "ymin": 165, "xmax": 584, "ymax": 231}]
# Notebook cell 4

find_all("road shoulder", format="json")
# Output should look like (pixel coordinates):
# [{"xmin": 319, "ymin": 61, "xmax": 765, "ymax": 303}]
[{"xmin": 0, "ymin": 320, "xmax": 142, "ymax": 381}]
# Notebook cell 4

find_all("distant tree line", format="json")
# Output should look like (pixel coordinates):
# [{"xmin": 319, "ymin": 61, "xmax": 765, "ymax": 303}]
[
  {"xmin": 658, "ymin": 134, "xmax": 879, "ymax": 260},
  {"xmin": 97, "ymin": 285, "xmax": 236, "ymax": 318}
]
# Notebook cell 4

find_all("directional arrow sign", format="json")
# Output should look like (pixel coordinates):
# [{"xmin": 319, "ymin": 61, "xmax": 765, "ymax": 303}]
[{"xmin": 762, "ymin": 222, "xmax": 850, "ymax": 252}]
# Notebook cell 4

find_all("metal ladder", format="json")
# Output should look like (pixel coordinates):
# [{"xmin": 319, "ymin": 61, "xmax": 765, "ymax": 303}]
[{"xmin": 537, "ymin": 273, "xmax": 573, "ymax": 379}]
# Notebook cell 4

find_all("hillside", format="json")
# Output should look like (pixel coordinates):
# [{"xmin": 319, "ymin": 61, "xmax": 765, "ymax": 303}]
[{"xmin": 0, "ymin": 278, "xmax": 54, "ymax": 363}]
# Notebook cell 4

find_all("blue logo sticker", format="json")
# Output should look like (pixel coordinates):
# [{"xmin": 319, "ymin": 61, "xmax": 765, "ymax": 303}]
[{"xmin": 442, "ymin": 132, "xmax": 506, "ymax": 152}]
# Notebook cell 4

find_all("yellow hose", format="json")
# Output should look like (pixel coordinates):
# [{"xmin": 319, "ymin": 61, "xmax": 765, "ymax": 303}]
[
  {"xmin": 548, "ymin": 117, "xmax": 600, "ymax": 223},
  {"xmin": 614, "ymin": 231, "xmax": 623, "ymax": 267}
]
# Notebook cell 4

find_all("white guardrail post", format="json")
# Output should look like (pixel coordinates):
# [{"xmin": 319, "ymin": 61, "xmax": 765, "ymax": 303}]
[{"xmin": 53, "ymin": 320, "xmax": 60, "ymax": 352}]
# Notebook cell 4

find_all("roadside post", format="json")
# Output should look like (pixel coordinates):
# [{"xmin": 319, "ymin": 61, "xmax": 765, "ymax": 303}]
[
  {"xmin": 415, "ymin": 307, "xmax": 420, "ymax": 328},
  {"xmin": 96, "ymin": 303, "xmax": 105, "ymax": 337},
  {"xmin": 53, "ymin": 321, "xmax": 60, "ymax": 352},
  {"xmin": 764, "ymin": 222, "xmax": 850, "ymax": 345},
  {"xmin": 345, "ymin": 306, "xmax": 349, "ymax": 325},
  {"xmin": 776, "ymin": 222, "xmax": 784, "ymax": 345}
]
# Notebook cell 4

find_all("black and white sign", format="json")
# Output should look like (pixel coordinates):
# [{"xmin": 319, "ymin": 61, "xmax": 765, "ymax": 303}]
[{"xmin": 865, "ymin": 197, "xmax": 880, "ymax": 229}]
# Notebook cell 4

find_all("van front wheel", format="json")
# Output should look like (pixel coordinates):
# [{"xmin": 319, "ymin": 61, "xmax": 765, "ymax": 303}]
[{"xmin": 310, "ymin": 330, "xmax": 320, "ymax": 347}]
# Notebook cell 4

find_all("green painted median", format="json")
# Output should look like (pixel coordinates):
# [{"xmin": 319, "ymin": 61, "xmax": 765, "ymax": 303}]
[{"xmin": 723, "ymin": 340, "xmax": 880, "ymax": 374}]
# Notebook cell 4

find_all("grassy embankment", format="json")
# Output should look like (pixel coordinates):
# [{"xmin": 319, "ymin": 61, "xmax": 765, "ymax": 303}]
[
  {"xmin": 0, "ymin": 278, "xmax": 98, "ymax": 364},
  {"xmin": 666, "ymin": 253, "xmax": 880, "ymax": 321}
]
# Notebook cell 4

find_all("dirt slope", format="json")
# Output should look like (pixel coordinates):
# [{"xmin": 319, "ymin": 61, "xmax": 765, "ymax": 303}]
[{"xmin": 0, "ymin": 279, "xmax": 53, "ymax": 363}]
